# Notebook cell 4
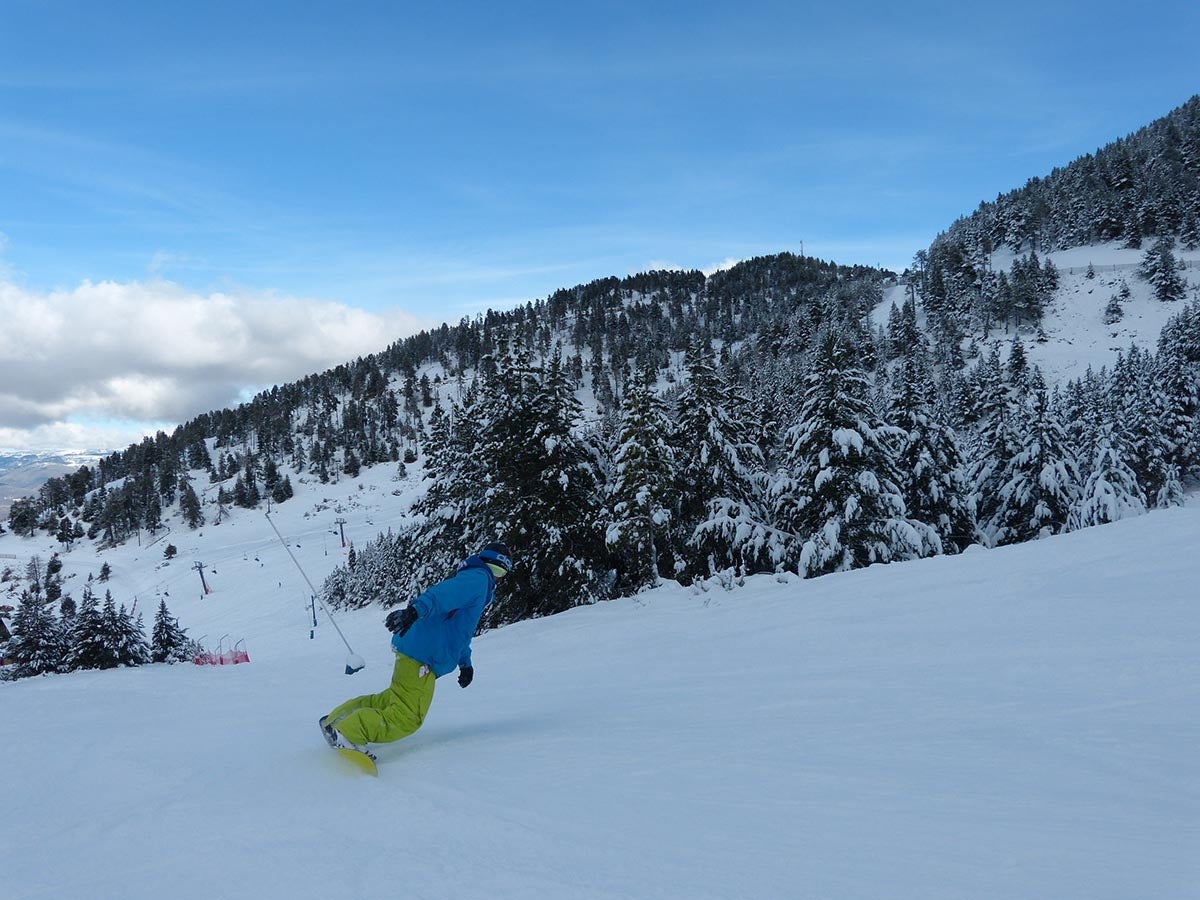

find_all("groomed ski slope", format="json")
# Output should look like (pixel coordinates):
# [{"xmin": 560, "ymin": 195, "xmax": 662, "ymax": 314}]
[{"xmin": 4, "ymin": 504, "xmax": 1199, "ymax": 900}]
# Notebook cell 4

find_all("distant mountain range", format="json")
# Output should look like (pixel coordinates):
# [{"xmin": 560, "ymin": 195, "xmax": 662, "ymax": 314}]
[{"xmin": 0, "ymin": 450, "xmax": 106, "ymax": 517}]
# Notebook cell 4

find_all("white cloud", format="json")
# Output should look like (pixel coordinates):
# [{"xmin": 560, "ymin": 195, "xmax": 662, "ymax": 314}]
[
  {"xmin": 0, "ymin": 277, "xmax": 434, "ymax": 451},
  {"xmin": 702, "ymin": 257, "xmax": 742, "ymax": 276},
  {"xmin": 0, "ymin": 419, "xmax": 177, "ymax": 454},
  {"xmin": 147, "ymin": 249, "xmax": 208, "ymax": 276},
  {"xmin": 643, "ymin": 259, "xmax": 684, "ymax": 273}
]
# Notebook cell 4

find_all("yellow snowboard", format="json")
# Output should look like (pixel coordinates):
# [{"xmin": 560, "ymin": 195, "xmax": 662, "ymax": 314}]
[{"xmin": 335, "ymin": 747, "xmax": 378, "ymax": 776}]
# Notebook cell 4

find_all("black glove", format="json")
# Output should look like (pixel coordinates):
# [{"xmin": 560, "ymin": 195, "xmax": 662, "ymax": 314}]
[
  {"xmin": 384, "ymin": 605, "xmax": 418, "ymax": 637},
  {"xmin": 458, "ymin": 665, "xmax": 474, "ymax": 689}
]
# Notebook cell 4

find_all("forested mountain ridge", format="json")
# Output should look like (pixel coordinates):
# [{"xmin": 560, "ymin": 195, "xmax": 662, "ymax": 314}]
[
  {"xmin": 15, "ymin": 251, "xmax": 881, "ymax": 499},
  {"xmin": 5, "ymin": 253, "xmax": 894, "ymax": 622},
  {"xmin": 915, "ymin": 95, "xmax": 1200, "ymax": 346},
  {"xmin": 5, "ymin": 98, "xmax": 1200, "ymax": 672},
  {"xmin": 952, "ymin": 95, "xmax": 1200, "ymax": 255}
]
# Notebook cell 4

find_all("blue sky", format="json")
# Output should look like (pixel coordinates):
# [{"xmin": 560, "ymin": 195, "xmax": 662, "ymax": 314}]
[{"xmin": 1, "ymin": 0, "xmax": 1198, "ymax": 449}]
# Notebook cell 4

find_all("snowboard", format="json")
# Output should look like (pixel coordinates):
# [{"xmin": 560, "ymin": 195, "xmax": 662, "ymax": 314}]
[
  {"xmin": 320, "ymin": 716, "xmax": 378, "ymax": 775},
  {"xmin": 334, "ymin": 746, "xmax": 378, "ymax": 776}
]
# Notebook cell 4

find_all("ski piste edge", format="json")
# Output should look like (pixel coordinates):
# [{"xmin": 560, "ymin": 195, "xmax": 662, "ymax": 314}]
[{"xmin": 335, "ymin": 747, "xmax": 379, "ymax": 776}]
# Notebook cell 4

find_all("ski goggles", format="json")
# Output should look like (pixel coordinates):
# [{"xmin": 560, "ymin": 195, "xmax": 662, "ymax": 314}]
[{"xmin": 479, "ymin": 548, "xmax": 513, "ymax": 576}]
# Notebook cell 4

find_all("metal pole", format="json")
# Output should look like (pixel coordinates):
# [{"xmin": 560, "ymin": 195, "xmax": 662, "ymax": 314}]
[
  {"xmin": 265, "ymin": 513, "xmax": 363, "ymax": 673},
  {"xmin": 194, "ymin": 561, "xmax": 210, "ymax": 595}
]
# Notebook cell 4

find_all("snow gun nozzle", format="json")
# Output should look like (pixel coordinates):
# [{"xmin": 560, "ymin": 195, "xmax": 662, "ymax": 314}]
[{"xmin": 345, "ymin": 653, "xmax": 366, "ymax": 676}]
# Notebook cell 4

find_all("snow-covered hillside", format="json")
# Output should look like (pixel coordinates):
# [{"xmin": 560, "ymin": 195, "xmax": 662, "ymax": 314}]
[
  {"xmin": 2, "ymin": 465, "xmax": 1197, "ymax": 899},
  {"xmin": 1018, "ymin": 242, "xmax": 1199, "ymax": 383},
  {"xmin": 877, "ymin": 240, "xmax": 1200, "ymax": 384}
]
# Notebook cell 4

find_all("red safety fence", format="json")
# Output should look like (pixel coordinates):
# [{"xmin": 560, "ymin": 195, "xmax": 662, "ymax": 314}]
[{"xmin": 193, "ymin": 636, "xmax": 250, "ymax": 666}]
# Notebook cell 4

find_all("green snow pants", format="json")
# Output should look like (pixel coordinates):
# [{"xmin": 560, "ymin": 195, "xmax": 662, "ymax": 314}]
[{"xmin": 326, "ymin": 653, "xmax": 436, "ymax": 746}]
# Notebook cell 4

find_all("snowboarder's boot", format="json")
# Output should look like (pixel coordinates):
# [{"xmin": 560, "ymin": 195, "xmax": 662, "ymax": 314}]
[
  {"xmin": 319, "ymin": 715, "xmax": 376, "ymax": 760},
  {"xmin": 318, "ymin": 715, "xmax": 339, "ymax": 749}
]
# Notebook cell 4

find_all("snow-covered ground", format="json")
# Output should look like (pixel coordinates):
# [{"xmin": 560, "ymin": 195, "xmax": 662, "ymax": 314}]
[
  {"xmin": 2, "ymin": 462, "xmax": 1197, "ymax": 899},
  {"xmin": 877, "ymin": 240, "xmax": 1200, "ymax": 384}
]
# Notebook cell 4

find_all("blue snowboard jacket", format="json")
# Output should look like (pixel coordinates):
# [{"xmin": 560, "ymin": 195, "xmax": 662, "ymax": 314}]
[{"xmin": 391, "ymin": 556, "xmax": 497, "ymax": 678}]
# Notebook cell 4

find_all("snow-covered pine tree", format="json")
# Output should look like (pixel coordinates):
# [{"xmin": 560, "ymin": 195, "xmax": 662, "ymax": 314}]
[
  {"xmin": 606, "ymin": 366, "xmax": 676, "ymax": 594},
  {"xmin": 1070, "ymin": 427, "xmax": 1147, "ymax": 529},
  {"xmin": 150, "ymin": 599, "xmax": 196, "ymax": 663},
  {"xmin": 1182, "ymin": 207, "xmax": 1200, "ymax": 251},
  {"xmin": 1138, "ymin": 237, "xmax": 1188, "ymax": 302},
  {"xmin": 44, "ymin": 555, "xmax": 64, "ymax": 605},
  {"xmin": 214, "ymin": 487, "xmax": 231, "ymax": 523},
  {"xmin": 1, "ymin": 589, "xmax": 64, "ymax": 679},
  {"xmin": 85, "ymin": 591, "xmax": 125, "ymax": 670},
  {"xmin": 271, "ymin": 474, "xmax": 295, "ymax": 505},
  {"xmin": 771, "ymin": 326, "xmax": 935, "ymax": 577},
  {"xmin": 66, "ymin": 584, "xmax": 110, "ymax": 671},
  {"xmin": 746, "ymin": 371, "xmax": 782, "ymax": 464},
  {"xmin": 480, "ymin": 352, "xmax": 607, "ymax": 626},
  {"xmin": 25, "ymin": 555, "xmax": 43, "ymax": 594},
  {"xmin": 1060, "ymin": 367, "xmax": 1111, "ymax": 481},
  {"xmin": 114, "ymin": 605, "xmax": 151, "ymax": 667},
  {"xmin": 884, "ymin": 301, "xmax": 904, "ymax": 361},
  {"xmin": 187, "ymin": 439, "xmax": 213, "ymax": 472},
  {"xmin": 404, "ymin": 379, "xmax": 489, "ymax": 593},
  {"xmin": 1113, "ymin": 345, "xmax": 1180, "ymax": 503},
  {"xmin": 1104, "ymin": 294, "xmax": 1124, "ymax": 325},
  {"xmin": 672, "ymin": 342, "xmax": 768, "ymax": 578},
  {"xmin": 893, "ymin": 291, "xmax": 922, "ymax": 358},
  {"xmin": 988, "ymin": 381, "xmax": 1081, "ymax": 544},
  {"xmin": 180, "ymin": 481, "xmax": 204, "ymax": 528},
  {"xmin": 262, "ymin": 458, "xmax": 280, "ymax": 496},
  {"xmin": 1155, "ymin": 463, "xmax": 1186, "ymax": 508},
  {"xmin": 319, "ymin": 562, "xmax": 350, "ymax": 610},
  {"xmin": 1158, "ymin": 298, "xmax": 1200, "ymax": 365},
  {"xmin": 888, "ymin": 352, "xmax": 975, "ymax": 553},
  {"xmin": 1152, "ymin": 347, "xmax": 1199, "ymax": 480},
  {"xmin": 291, "ymin": 439, "xmax": 307, "ymax": 474},
  {"xmin": 1007, "ymin": 334, "xmax": 1031, "ymax": 389},
  {"xmin": 144, "ymin": 494, "xmax": 162, "ymax": 533},
  {"xmin": 964, "ymin": 345, "xmax": 1023, "ymax": 545},
  {"xmin": 323, "ymin": 528, "xmax": 417, "ymax": 610},
  {"xmin": 52, "ymin": 596, "xmax": 73, "ymax": 666},
  {"xmin": 233, "ymin": 474, "xmax": 248, "ymax": 508}
]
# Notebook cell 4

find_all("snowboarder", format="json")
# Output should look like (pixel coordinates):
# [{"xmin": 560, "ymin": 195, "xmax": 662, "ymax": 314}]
[{"xmin": 319, "ymin": 541, "xmax": 512, "ymax": 758}]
